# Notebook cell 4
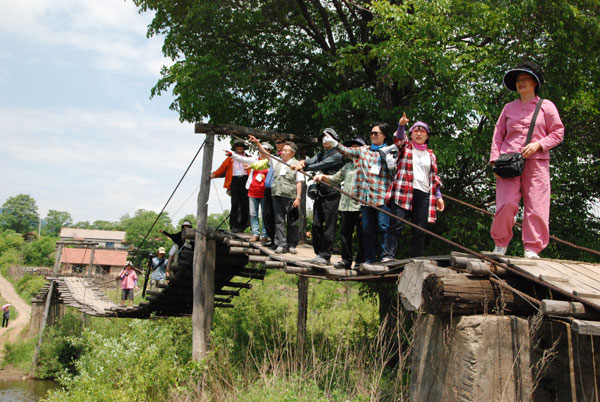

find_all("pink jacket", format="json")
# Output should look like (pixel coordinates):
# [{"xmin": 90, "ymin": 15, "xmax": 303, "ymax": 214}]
[
  {"xmin": 490, "ymin": 96, "xmax": 564, "ymax": 162},
  {"xmin": 119, "ymin": 268, "xmax": 137, "ymax": 290}
]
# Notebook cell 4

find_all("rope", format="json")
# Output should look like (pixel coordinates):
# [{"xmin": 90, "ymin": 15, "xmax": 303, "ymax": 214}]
[
  {"xmin": 227, "ymin": 133, "xmax": 600, "ymax": 312},
  {"xmin": 139, "ymin": 140, "xmax": 206, "ymax": 297},
  {"xmin": 443, "ymin": 194, "xmax": 600, "ymax": 258}
]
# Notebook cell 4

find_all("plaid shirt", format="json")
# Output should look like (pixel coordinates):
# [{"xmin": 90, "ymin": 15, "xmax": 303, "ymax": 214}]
[
  {"xmin": 385, "ymin": 138, "xmax": 442, "ymax": 223},
  {"xmin": 334, "ymin": 144, "xmax": 392, "ymax": 206}
]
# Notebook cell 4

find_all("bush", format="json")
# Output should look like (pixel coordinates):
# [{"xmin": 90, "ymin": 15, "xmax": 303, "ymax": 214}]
[
  {"xmin": 44, "ymin": 317, "xmax": 192, "ymax": 401},
  {"xmin": 0, "ymin": 249, "xmax": 22, "ymax": 276},
  {"xmin": 16, "ymin": 274, "xmax": 46, "ymax": 302},
  {"xmin": 36, "ymin": 313, "xmax": 85, "ymax": 379},
  {"xmin": 1, "ymin": 337, "xmax": 36, "ymax": 372},
  {"xmin": 22, "ymin": 236, "xmax": 57, "ymax": 267}
]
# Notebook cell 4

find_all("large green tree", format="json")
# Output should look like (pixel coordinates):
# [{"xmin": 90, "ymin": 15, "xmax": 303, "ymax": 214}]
[
  {"xmin": 44, "ymin": 210, "xmax": 73, "ymax": 236},
  {"xmin": 0, "ymin": 194, "xmax": 40, "ymax": 234},
  {"xmin": 135, "ymin": 0, "xmax": 600, "ymax": 262}
]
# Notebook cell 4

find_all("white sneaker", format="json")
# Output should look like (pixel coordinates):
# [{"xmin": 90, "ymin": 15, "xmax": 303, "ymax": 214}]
[
  {"xmin": 493, "ymin": 246, "xmax": 507, "ymax": 255},
  {"xmin": 524, "ymin": 249, "xmax": 540, "ymax": 259}
]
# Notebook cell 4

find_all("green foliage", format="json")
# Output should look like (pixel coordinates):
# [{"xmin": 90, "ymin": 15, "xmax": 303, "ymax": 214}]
[
  {"xmin": 1, "ymin": 337, "xmax": 36, "ymax": 372},
  {"xmin": 44, "ymin": 317, "xmax": 192, "ymax": 401},
  {"xmin": 0, "ymin": 249, "xmax": 22, "ymax": 277},
  {"xmin": 16, "ymin": 274, "xmax": 46, "ymax": 301},
  {"xmin": 135, "ymin": 0, "xmax": 600, "ymax": 261},
  {"xmin": 0, "ymin": 229, "xmax": 24, "ymax": 255},
  {"xmin": 37, "ymin": 313, "xmax": 85, "ymax": 379},
  {"xmin": 119, "ymin": 209, "xmax": 174, "ymax": 263},
  {"xmin": 0, "ymin": 194, "xmax": 39, "ymax": 233},
  {"xmin": 43, "ymin": 210, "xmax": 73, "ymax": 236},
  {"xmin": 22, "ymin": 236, "xmax": 57, "ymax": 267}
]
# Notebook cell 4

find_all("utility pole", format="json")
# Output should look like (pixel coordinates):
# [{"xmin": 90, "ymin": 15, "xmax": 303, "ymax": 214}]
[{"xmin": 192, "ymin": 133, "xmax": 215, "ymax": 361}]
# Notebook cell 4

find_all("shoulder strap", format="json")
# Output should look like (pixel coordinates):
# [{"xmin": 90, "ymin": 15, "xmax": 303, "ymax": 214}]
[{"xmin": 526, "ymin": 98, "xmax": 544, "ymax": 145}]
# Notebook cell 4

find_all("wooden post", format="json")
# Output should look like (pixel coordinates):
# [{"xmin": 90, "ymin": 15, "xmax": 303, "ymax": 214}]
[
  {"xmin": 192, "ymin": 133, "xmax": 215, "ymax": 361},
  {"xmin": 204, "ymin": 239, "xmax": 216, "ymax": 333},
  {"xmin": 297, "ymin": 276, "xmax": 308, "ymax": 356},
  {"xmin": 32, "ymin": 242, "xmax": 63, "ymax": 370},
  {"xmin": 87, "ymin": 245, "xmax": 95, "ymax": 278}
]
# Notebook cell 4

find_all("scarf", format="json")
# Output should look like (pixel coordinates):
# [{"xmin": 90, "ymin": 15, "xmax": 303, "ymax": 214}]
[
  {"xmin": 370, "ymin": 144, "xmax": 385, "ymax": 151},
  {"xmin": 411, "ymin": 140, "xmax": 428, "ymax": 151}
]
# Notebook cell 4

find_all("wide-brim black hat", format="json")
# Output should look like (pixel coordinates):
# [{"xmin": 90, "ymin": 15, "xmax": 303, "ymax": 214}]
[
  {"xmin": 503, "ymin": 67, "xmax": 543, "ymax": 92},
  {"xmin": 318, "ymin": 127, "xmax": 340, "ymax": 143},
  {"xmin": 288, "ymin": 207, "xmax": 299, "ymax": 222},
  {"xmin": 342, "ymin": 137, "xmax": 367, "ymax": 147},
  {"xmin": 232, "ymin": 140, "xmax": 248, "ymax": 149}
]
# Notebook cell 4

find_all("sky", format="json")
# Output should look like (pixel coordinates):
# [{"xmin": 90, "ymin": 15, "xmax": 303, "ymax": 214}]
[{"xmin": 0, "ymin": 0, "xmax": 233, "ymax": 226}]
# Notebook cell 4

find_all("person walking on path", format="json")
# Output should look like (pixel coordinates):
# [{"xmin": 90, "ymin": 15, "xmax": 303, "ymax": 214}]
[
  {"xmin": 322, "ymin": 124, "xmax": 394, "ymax": 264},
  {"xmin": 294, "ymin": 129, "xmax": 344, "ymax": 265},
  {"xmin": 119, "ymin": 261, "xmax": 138, "ymax": 308},
  {"xmin": 385, "ymin": 113, "xmax": 444, "ymax": 258},
  {"xmin": 211, "ymin": 140, "xmax": 250, "ymax": 232},
  {"xmin": 314, "ymin": 137, "xmax": 366, "ymax": 269},
  {"xmin": 2, "ymin": 304, "xmax": 10, "ymax": 328},
  {"xmin": 489, "ymin": 61, "xmax": 564, "ymax": 258}
]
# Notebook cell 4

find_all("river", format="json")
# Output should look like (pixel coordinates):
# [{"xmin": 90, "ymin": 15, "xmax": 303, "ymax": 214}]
[{"xmin": 0, "ymin": 379, "xmax": 59, "ymax": 401}]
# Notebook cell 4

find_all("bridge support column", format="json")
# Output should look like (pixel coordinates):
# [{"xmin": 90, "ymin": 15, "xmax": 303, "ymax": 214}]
[
  {"xmin": 192, "ymin": 132, "xmax": 215, "ymax": 361},
  {"xmin": 297, "ymin": 276, "xmax": 308, "ymax": 356}
]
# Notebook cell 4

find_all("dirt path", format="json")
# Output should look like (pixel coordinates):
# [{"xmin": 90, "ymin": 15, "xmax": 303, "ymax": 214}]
[{"xmin": 0, "ymin": 273, "xmax": 32, "ymax": 350}]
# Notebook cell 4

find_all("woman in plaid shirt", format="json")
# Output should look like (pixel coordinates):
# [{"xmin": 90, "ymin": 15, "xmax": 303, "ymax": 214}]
[
  {"xmin": 385, "ymin": 113, "xmax": 444, "ymax": 258},
  {"xmin": 322, "ymin": 124, "xmax": 395, "ymax": 264}
]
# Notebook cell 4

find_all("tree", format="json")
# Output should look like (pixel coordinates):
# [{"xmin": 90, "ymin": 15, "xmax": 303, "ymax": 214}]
[
  {"xmin": 0, "ymin": 194, "xmax": 39, "ymax": 234},
  {"xmin": 177, "ymin": 214, "xmax": 196, "ymax": 228},
  {"xmin": 44, "ymin": 210, "xmax": 73, "ymax": 236},
  {"xmin": 135, "ymin": 0, "xmax": 600, "ymax": 261},
  {"xmin": 22, "ymin": 236, "xmax": 57, "ymax": 267},
  {"xmin": 91, "ymin": 220, "xmax": 121, "ymax": 231},
  {"xmin": 120, "ymin": 209, "xmax": 174, "ymax": 263}
]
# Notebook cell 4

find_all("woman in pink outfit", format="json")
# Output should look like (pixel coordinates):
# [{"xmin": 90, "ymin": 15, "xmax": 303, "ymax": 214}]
[
  {"xmin": 119, "ymin": 261, "xmax": 138, "ymax": 307},
  {"xmin": 490, "ymin": 61, "xmax": 564, "ymax": 258}
]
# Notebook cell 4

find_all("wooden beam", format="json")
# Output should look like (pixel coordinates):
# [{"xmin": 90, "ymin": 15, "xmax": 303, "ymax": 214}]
[
  {"xmin": 192, "ymin": 133, "xmax": 215, "ymax": 361},
  {"xmin": 32, "ymin": 242, "xmax": 63, "ymax": 371},
  {"xmin": 422, "ymin": 273, "xmax": 534, "ymax": 315},
  {"xmin": 541, "ymin": 300, "xmax": 600, "ymax": 320},
  {"xmin": 297, "ymin": 276, "xmax": 308, "ymax": 356},
  {"xmin": 571, "ymin": 319, "xmax": 600, "ymax": 336},
  {"xmin": 194, "ymin": 123, "xmax": 317, "ymax": 145}
]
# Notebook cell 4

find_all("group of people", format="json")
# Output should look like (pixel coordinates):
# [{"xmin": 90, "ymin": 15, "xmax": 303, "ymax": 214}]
[{"xmin": 211, "ymin": 61, "xmax": 564, "ymax": 266}]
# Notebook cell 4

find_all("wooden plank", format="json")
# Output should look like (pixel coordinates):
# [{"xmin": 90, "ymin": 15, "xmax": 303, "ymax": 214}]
[
  {"xmin": 508, "ymin": 260, "xmax": 591, "ymax": 298},
  {"xmin": 541, "ymin": 300, "xmax": 600, "ymax": 320},
  {"xmin": 324, "ymin": 268, "xmax": 359, "ymax": 277},
  {"xmin": 571, "ymin": 319, "xmax": 600, "ymax": 336},
  {"xmin": 556, "ymin": 262, "xmax": 600, "ymax": 291},
  {"xmin": 535, "ymin": 260, "xmax": 600, "ymax": 296},
  {"xmin": 284, "ymin": 266, "xmax": 318, "ymax": 275}
]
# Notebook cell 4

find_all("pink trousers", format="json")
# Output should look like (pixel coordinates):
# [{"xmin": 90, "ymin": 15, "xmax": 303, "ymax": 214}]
[{"xmin": 491, "ymin": 159, "xmax": 550, "ymax": 253}]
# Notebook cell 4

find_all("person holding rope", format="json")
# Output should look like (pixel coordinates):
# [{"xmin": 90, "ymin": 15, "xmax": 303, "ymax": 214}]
[
  {"xmin": 211, "ymin": 140, "xmax": 250, "ymax": 233},
  {"xmin": 385, "ymin": 113, "xmax": 444, "ymax": 258},
  {"xmin": 225, "ymin": 142, "xmax": 274, "ymax": 242},
  {"xmin": 490, "ymin": 61, "xmax": 564, "ymax": 258},
  {"xmin": 322, "ymin": 124, "xmax": 395, "ymax": 264},
  {"xmin": 294, "ymin": 129, "xmax": 344, "ymax": 265},
  {"xmin": 314, "ymin": 137, "xmax": 367, "ymax": 269},
  {"xmin": 248, "ymin": 135, "xmax": 304, "ymax": 254}
]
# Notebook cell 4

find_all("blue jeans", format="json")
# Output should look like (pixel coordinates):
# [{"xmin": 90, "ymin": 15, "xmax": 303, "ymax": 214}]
[
  {"xmin": 249, "ymin": 197, "xmax": 266, "ymax": 237},
  {"xmin": 361, "ymin": 205, "xmax": 393, "ymax": 263}
]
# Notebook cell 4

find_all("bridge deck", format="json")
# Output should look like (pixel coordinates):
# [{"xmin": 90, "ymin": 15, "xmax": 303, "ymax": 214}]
[{"xmin": 33, "ymin": 230, "xmax": 600, "ymax": 335}]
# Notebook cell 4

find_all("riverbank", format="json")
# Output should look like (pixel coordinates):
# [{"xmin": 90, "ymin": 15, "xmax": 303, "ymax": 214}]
[{"xmin": 0, "ymin": 366, "xmax": 29, "ymax": 381}]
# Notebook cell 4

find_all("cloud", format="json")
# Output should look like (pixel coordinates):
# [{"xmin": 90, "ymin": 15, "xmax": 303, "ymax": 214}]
[
  {"xmin": 0, "ymin": 105, "xmax": 234, "ymax": 223},
  {"xmin": 0, "ymin": 0, "xmax": 168, "ymax": 76}
]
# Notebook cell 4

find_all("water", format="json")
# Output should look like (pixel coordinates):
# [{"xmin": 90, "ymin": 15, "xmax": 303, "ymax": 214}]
[{"xmin": 0, "ymin": 379, "xmax": 58, "ymax": 401}]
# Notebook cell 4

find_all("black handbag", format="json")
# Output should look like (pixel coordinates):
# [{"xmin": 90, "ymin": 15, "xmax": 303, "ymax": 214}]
[{"xmin": 493, "ymin": 98, "xmax": 544, "ymax": 178}]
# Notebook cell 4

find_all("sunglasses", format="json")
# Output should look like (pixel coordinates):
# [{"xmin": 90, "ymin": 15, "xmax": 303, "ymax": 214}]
[
  {"xmin": 275, "ymin": 141, "xmax": 284, "ymax": 144},
  {"xmin": 370, "ymin": 131, "xmax": 383, "ymax": 136}
]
